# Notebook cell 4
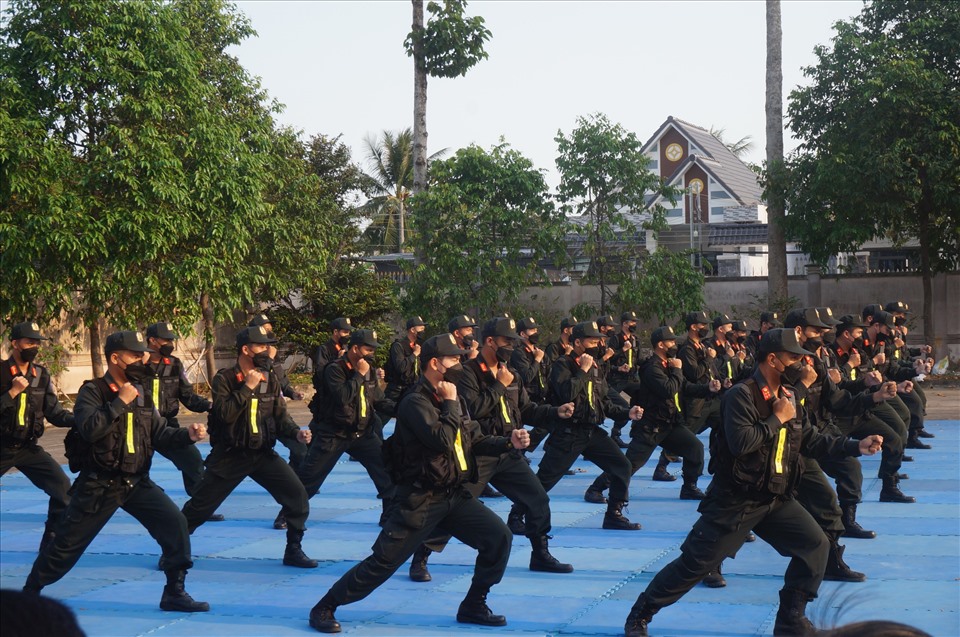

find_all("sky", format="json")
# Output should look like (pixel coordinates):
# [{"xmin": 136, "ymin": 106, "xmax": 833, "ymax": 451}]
[{"xmin": 240, "ymin": 1, "xmax": 861, "ymax": 188}]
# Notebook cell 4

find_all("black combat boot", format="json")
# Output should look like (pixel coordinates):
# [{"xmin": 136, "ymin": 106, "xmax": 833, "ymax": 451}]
[
  {"xmin": 284, "ymin": 529, "xmax": 319, "ymax": 568},
  {"xmin": 916, "ymin": 428, "xmax": 935, "ymax": 438},
  {"xmin": 273, "ymin": 510, "xmax": 287, "ymax": 530},
  {"xmin": 529, "ymin": 535, "xmax": 574, "ymax": 573},
  {"xmin": 678, "ymin": 477, "xmax": 705, "ymax": 500},
  {"xmin": 702, "ymin": 562, "xmax": 726, "ymax": 588},
  {"xmin": 906, "ymin": 430, "xmax": 932, "ymax": 450},
  {"xmin": 624, "ymin": 593, "xmax": 658, "ymax": 637},
  {"xmin": 901, "ymin": 454, "xmax": 914, "ymax": 462},
  {"xmin": 409, "ymin": 545, "xmax": 432, "ymax": 582},
  {"xmin": 309, "ymin": 594, "xmax": 341, "ymax": 633},
  {"xmin": 652, "ymin": 454, "xmax": 676, "ymax": 482},
  {"xmin": 160, "ymin": 569, "xmax": 210, "ymax": 612},
  {"xmin": 507, "ymin": 505, "xmax": 526, "ymax": 535},
  {"xmin": 603, "ymin": 500, "xmax": 641, "ymax": 530},
  {"xmin": 457, "ymin": 583, "xmax": 507, "ymax": 626},
  {"xmin": 584, "ymin": 487, "xmax": 608, "ymax": 504},
  {"xmin": 840, "ymin": 503, "xmax": 876, "ymax": 539},
  {"xmin": 773, "ymin": 588, "xmax": 816, "ymax": 636},
  {"xmin": 745, "ymin": 531, "xmax": 757, "ymax": 542},
  {"xmin": 879, "ymin": 476, "xmax": 916, "ymax": 503},
  {"xmin": 823, "ymin": 540, "xmax": 866, "ymax": 582}
]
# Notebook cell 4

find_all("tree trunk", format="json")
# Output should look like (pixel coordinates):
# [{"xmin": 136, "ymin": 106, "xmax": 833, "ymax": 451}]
[
  {"xmin": 917, "ymin": 168, "xmax": 937, "ymax": 356},
  {"xmin": 200, "ymin": 291, "xmax": 217, "ymax": 383},
  {"xmin": 398, "ymin": 197, "xmax": 406, "ymax": 251},
  {"xmin": 89, "ymin": 319, "xmax": 104, "ymax": 378},
  {"xmin": 412, "ymin": 0, "xmax": 427, "ymax": 196},
  {"xmin": 765, "ymin": 0, "xmax": 788, "ymax": 302}
]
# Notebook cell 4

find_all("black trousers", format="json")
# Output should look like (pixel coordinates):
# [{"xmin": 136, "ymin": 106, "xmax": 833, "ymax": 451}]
[
  {"xmin": 836, "ymin": 409, "xmax": 905, "ymax": 481},
  {"xmin": 536, "ymin": 426, "xmax": 632, "ymax": 502},
  {"xmin": 898, "ymin": 389, "xmax": 925, "ymax": 431},
  {"xmin": 685, "ymin": 397, "xmax": 722, "ymax": 435},
  {"xmin": 182, "ymin": 448, "xmax": 309, "ymax": 536},
  {"xmin": 641, "ymin": 489, "xmax": 829, "ymax": 609},
  {"xmin": 326, "ymin": 485, "xmax": 512, "ymax": 607},
  {"xmin": 277, "ymin": 435, "xmax": 308, "ymax": 472},
  {"xmin": 154, "ymin": 438, "xmax": 205, "ymax": 497},
  {"xmin": 795, "ymin": 458, "xmax": 845, "ymax": 536},
  {"xmin": 425, "ymin": 451, "xmax": 552, "ymax": 552},
  {"xmin": 25, "ymin": 473, "xmax": 192, "ymax": 589},
  {"xmin": 296, "ymin": 430, "xmax": 395, "ymax": 502},
  {"xmin": 589, "ymin": 422, "xmax": 704, "ymax": 493},
  {"xmin": 1, "ymin": 443, "xmax": 71, "ymax": 534},
  {"xmin": 608, "ymin": 382, "xmax": 638, "ymax": 435}
]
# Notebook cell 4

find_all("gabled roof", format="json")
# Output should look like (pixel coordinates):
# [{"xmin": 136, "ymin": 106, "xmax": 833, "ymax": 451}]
[
  {"xmin": 642, "ymin": 116, "xmax": 763, "ymax": 206},
  {"xmin": 707, "ymin": 223, "xmax": 769, "ymax": 247}
]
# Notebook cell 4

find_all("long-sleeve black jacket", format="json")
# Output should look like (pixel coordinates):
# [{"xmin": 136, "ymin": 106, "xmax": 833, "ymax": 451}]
[
  {"xmin": 1, "ymin": 359, "xmax": 74, "ymax": 445},
  {"xmin": 637, "ymin": 354, "xmax": 715, "ymax": 431},
  {"xmin": 549, "ymin": 353, "xmax": 629, "ymax": 427},
  {"xmin": 457, "ymin": 356, "xmax": 558, "ymax": 438},
  {"xmin": 144, "ymin": 355, "xmax": 211, "ymax": 420}
]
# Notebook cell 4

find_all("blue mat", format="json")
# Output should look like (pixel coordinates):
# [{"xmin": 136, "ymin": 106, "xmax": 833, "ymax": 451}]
[{"xmin": 2, "ymin": 419, "xmax": 957, "ymax": 636}]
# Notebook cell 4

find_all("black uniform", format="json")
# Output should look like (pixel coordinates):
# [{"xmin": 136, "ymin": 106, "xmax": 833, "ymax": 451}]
[
  {"xmin": 143, "ymin": 355, "xmax": 211, "ymax": 495},
  {"xmin": 319, "ymin": 378, "xmax": 514, "ymax": 608},
  {"xmin": 589, "ymin": 354, "xmax": 714, "ymax": 493},
  {"xmin": 863, "ymin": 333, "xmax": 926, "ymax": 437},
  {"xmin": 510, "ymin": 343, "xmax": 549, "ymax": 449},
  {"xmin": 181, "ymin": 364, "xmax": 310, "ymax": 541},
  {"xmin": 384, "ymin": 338, "xmax": 420, "ymax": 403},
  {"xmin": 25, "ymin": 373, "xmax": 196, "ymax": 589},
  {"xmin": 630, "ymin": 372, "xmax": 862, "ymax": 622},
  {"xmin": 543, "ymin": 338, "xmax": 570, "ymax": 370},
  {"xmin": 678, "ymin": 338, "xmax": 721, "ymax": 434},
  {"xmin": 0, "ymin": 359, "xmax": 74, "ymax": 543},
  {"xmin": 294, "ymin": 357, "xmax": 395, "ymax": 510}
]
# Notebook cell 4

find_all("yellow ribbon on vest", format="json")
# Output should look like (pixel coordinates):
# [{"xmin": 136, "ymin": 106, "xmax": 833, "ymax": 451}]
[
  {"xmin": 126, "ymin": 412, "xmax": 135, "ymax": 454},
  {"xmin": 774, "ymin": 427, "xmax": 787, "ymax": 474},
  {"xmin": 454, "ymin": 428, "xmax": 468, "ymax": 470},
  {"xmin": 250, "ymin": 398, "xmax": 259, "ymax": 434},
  {"xmin": 360, "ymin": 384, "xmax": 367, "ymax": 418},
  {"xmin": 17, "ymin": 392, "xmax": 27, "ymax": 427},
  {"xmin": 674, "ymin": 392, "xmax": 682, "ymax": 413},
  {"xmin": 499, "ymin": 396, "xmax": 511, "ymax": 423},
  {"xmin": 587, "ymin": 381, "xmax": 594, "ymax": 409}
]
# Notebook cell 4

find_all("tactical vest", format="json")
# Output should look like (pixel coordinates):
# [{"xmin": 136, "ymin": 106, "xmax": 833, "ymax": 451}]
[
  {"xmin": 465, "ymin": 358, "xmax": 521, "ymax": 437},
  {"xmin": 322, "ymin": 358, "xmax": 377, "ymax": 436},
  {"xmin": 552, "ymin": 355, "xmax": 605, "ymax": 426},
  {"xmin": 208, "ymin": 369, "xmax": 279, "ymax": 452},
  {"xmin": 638, "ymin": 356, "xmax": 684, "ymax": 429},
  {"xmin": 709, "ymin": 378, "xmax": 804, "ymax": 497},
  {"xmin": 64, "ymin": 377, "xmax": 154, "ymax": 475},
  {"xmin": 147, "ymin": 357, "xmax": 182, "ymax": 417},
  {"xmin": 0, "ymin": 361, "xmax": 49, "ymax": 443},
  {"xmin": 382, "ymin": 383, "xmax": 476, "ymax": 489}
]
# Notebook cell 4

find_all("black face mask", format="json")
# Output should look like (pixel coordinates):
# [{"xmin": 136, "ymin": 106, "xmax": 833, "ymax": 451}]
[
  {"xmin": 584, "ymin": 346, "xmax": 602, "ymax": 359},
  {"xmin": 415, "ymin": 332, "xmax": 425, "ymax": 344},
  {"xmin": 252, "ymin": 352, "xmax": 274, "ymax": 371},
  {"xmin": 20, "ymin": 348, "xmax": 39, "ymax": 363},
  {"xmin": 822, "ymin": 331, "xmax": 836, "ymax": 345},
  {"xmin": 495, "ymin": 346, "xmax": 513, "ymax": 364},
  {"xmin": 777, "ymin": 357, "xmax": 804, "ymax": 385},
  {"xmin": 806, "ymin": 337, "xmax": 823, "ymax": 351},
  {"xmin": 696, "ymin": 327, "xmax": 709, "ymax": 339},
  {"xmin": 666, "ymin": 345, "xmax": 679, "ymax": 358},
  {"xmin": 462, "ymin": 334, "xmax": 475, "ymax": 347},
  {"xmin": 852, "ymin": 336, "xmax": 864, "ymax": 350},
  {"xmin": 894, "ymin": 317, "xmax": 905, "ymax": 326},
  {"xmin": 440, "ymin": 361, "xmax": 462, "ymax": 381},
  {"xmin": 527, "ymin": 333, "xmax": 540, "ymax": 346},
  {"xmin": 363, "ymin": 355, "xmax": 376, "ymax": 366},
  {"xmin": 158, "ymin": 344, "xmax": 175, "ymax": 357},
  {"xmin": 627, "ymin": 324, "xmax": 637, "ymax": 334},
  {"xmin": 736, "ymin": 335, "xmax": 747, "ymax": 345},
  {"xmin": 123, "ymin": 361, "xmax": 153, "ymax": 383}
]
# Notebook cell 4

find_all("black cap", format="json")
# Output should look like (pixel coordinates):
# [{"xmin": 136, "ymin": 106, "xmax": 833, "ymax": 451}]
[
  {"xmin": 837, "ymin": 314, "xmax": 868, "ymax": 330},
  {"xmin": 145, "ymin": 321, "xmax": 178, "ymax": 340},
  {"xmin": 759, "ymin": 328, "xmax": 812, "ymax": 356},
  {"xmin": 248, "ymin": 314, "xmax": 271, "ymax": 328},
  {"xmin": 572, "ymin": 321, "xmax": 603, "ymax": 340},
  {"xmin": 481, "ymin": 317, "xmax": 520, "ymax": 341},
  {"xmin": 684, "ymin": 310, "xmax": 710, "ymax": 327},
  {"xmin": 560, "ymin": 316, "xmax": 578, "ymax": 330},
  {"xmin": 420, "ymin": 333, "xmax": 468, "ymax": 365},
  {"xmin": 406, "ymin": 316, "xmax": 426, "ymax": 330},
  {"xmin": 620, "ymin": 311, "xmax": 638, "ymax": 323},
  {"xmin": 872, "ymin": 310, "xmax": 895, "ymax": 329},
  {"xmin": 236, "ymin": 326, "xmax": 278, "ymax": 348},
  {"xmin": 330, "ymin": 317, "xmax": 353, "ymax": 332},
  {"xmin": 784, "ymin": 308, "xmax": 831, "ymax": 329},
  {"xmin": 349, "ymin": 329, "xmax": 380, "ymax": 348},
  {"xmin": 650, "ymin": 325, "xmax": 678, "ymax": 346},
  {"xmin": 448, "ymin": 315, "xmax": 478, "ymax": 332},
  {"xmin": 105, "ymin": 330, "xmax": 152, "ymax": 355},
  {"xmin": 884, "ymin": 301, "xmax": 911, "ymax": 314},
  {"xmin": 517, "ymin": 316, "xmax": 538, "ymax": 333},
  {"xmin": 712, "ymin": 313, "xmax": 732, "ymax": 330},
  {"xmin": 9, "ymin": 321, "xmax": 48, "ymax": 341},
  {"xmin": 731, "ymin": 320, "xmax": 748, "ymax": 332},
  {"xmin": 816, "ymin": 307, "xmax": 841, "ymax": 326},
  {"xmin": 760, "ymin": 311, "xmax": 781, "ymax": 327},
  {"xmin": 861, "ymin": 304, "xmax": 883, "ymax": 321},
  {"xmin": 596, "ymin": 315, "xmax": 616, "ymax": 328}
]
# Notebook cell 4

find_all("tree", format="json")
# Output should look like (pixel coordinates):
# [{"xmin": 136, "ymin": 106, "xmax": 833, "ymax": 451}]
[
  {"xmin": 403, "ymin": 142, "xmax": 568, "ymax": 326},
  {"xmin": 708, "ymin": 126, "xmax": 755, "ymax": 158},
  {"xmin": 785, "ymin": 0, "xmax": 960, "ymax": 354},
  {"xmin": 614, "ymin": 249, "xmax": 705, "ymax": 326},
  {"xmin": 766, "ymin": 0, "xmax": 789, "ymax": 304},
  {"xmin": 555, "ymin": 113, "xmax": 679, "ymax": 314},
  {"xmin": 405, "ymin": 0, "xmax": 490, "ymax": 196}
]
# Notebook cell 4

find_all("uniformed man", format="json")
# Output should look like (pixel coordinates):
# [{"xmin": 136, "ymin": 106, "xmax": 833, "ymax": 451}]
[
  {"xmin": 729, "ymin": 319, "xmax": 754, "ymax": 379},
  {"xmin": 707, "ymin": 314, "xmax": 741, "ymax": 386},
  {"xmin": 533, "ymin": 321, "xmax": 644, "ymax": 530},
  {"xmin": 584, "ymin": 326, "xmax": 720, "ymax": 504},
  {"xmin": 315, "ymin": 317, "xmax": 353, "ymax": 371},
  {"xmin": 607, "ymin": 311, "xmax": 643, "ymax": 448},
  {"xmin": 307, "ymin": 334, "xmax": 529, "ymax": 633},
  {"xmin": 448, "ymin": 314, "xmax": 480, "ymax": 362},
  {"xmin": 885, "ymin": 300, "xmax": 934, "ymax": 440},
  {"xmin": 141, "ymin": 322, "xmax": 222, "ymax": 522},
  {"xmin": 278, "ymin": 329, "xmax": 395, "ymax": 530},
  {"xmin": 181, "ymin": 326, "xmax": 317, "ymax": 568},
  {"xmin": 745, "ymin": 311, "xmax": 781, "ymax": 358},
  {"xmin": 24, "ymin": 330, "xmax": 209, "ymax": 612},
  {"xmin": 543, "ymin": 316, "xmax": 577, "ymax": 369},
  {"xmin": 1, "ymin": 322, "xmax": 74, "ymax": 552},
  {"xmin": 384, "ymin": 316, "xmax": 426, "ymax": 404},
  {"xmin": 511, "ymin": 316, "xmax": 550, "ymax": 453},
  {"xmin": 622, "ymin": 329, "xmax": 883, "ymax": 637}
]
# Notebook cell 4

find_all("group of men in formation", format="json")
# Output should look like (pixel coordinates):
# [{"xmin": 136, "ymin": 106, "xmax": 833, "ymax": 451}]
[{"xmin": 0, "ymin": 298, "xmax": 938, "ymax": 635}]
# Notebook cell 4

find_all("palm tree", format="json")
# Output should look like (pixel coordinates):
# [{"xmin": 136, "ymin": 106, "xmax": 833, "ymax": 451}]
[
  {"xmin": 765, "ymin": 0, "xmax": 788, "ymax": 300},
  {"xmin": 360, "ymin": 128, "xmax": 445, "ymax": 254},
  {"xmin": 708, "ymin": 126, "xmax": 755, "ymax": 158}
]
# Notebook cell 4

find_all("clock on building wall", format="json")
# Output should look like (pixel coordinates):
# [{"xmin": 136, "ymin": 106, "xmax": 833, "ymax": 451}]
[{"xmin": 665, "ymin": 143, "xmax": 683, "ymax": 162}]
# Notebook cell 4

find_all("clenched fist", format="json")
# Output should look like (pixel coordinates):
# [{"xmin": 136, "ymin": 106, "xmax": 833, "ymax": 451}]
[
  {"xmin": 118, "ymin": 383, "xmax": 140, "ymax": 404},
  {"xmin": 9, "ymin": 376, "xmax": 29, "ymax": 397},
  {"xmin": 298, "ymin": 428, "xmax": 313, "ymax": 445},
  {"xmin": 557, "ymin": 402, "xmax": 575, "ymax": 419},
  {"xmin": 773, "ymin": 396, "xmax": 796, "ymax": 424},
  {"xmin": 859, "ymin": 434, "xmax": 883, "ymax": 455},
  {"xmin": 511, "ymin": 428, "xmax": 530, "ymax": 449},
  {"xmin": 188, "ymin": 423, "xmax": 206, "ymax": 441}
]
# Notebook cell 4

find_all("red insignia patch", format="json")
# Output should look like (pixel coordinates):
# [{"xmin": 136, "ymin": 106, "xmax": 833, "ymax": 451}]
[{"xmin": 761, "ymin": 386, "xmax": 772, "ymax": 401}]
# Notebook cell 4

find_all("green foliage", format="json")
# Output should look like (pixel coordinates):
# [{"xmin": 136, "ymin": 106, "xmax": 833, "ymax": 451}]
[
  {"xmin": 614, "ymin": 249, "xmax": 705, "ymax": 326},
  {"xmin": 726, "ymin": 292, "xmax": 802, "ymax": 327},
  {"xmin": 555, "ymin": 113, "xmax": 680, "ymax": 313},
  {"xmin": 405, "ymin": 0, "xmax": 491, "ymax": 79},
  {"xmin": 569, "ymin": 302, "xmax": 600, "ymax": 323},
  {"xmin": 403, "ymin": 141, "xmax": 568, "ymax": 327},
  {"xmin": 784, "ymin": 0, "xmax": 960, "ymax": 273}
]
